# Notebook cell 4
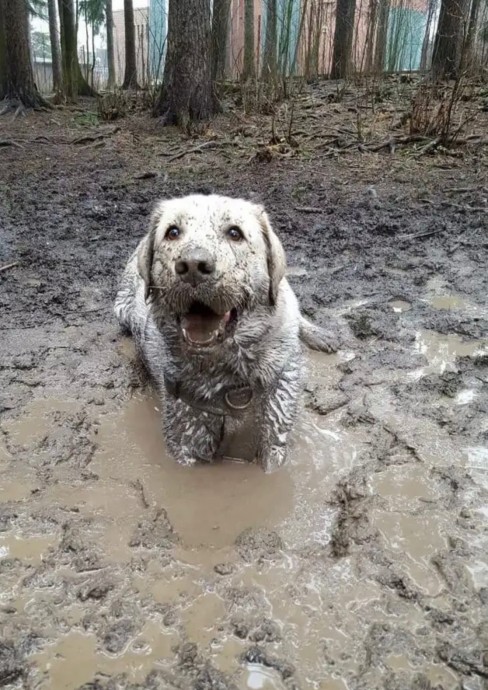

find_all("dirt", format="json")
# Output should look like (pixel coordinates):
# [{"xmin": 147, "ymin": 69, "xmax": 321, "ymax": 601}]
[{"xmin": 0, "ymin": 83, "xmax": 488, "ymax": 690}]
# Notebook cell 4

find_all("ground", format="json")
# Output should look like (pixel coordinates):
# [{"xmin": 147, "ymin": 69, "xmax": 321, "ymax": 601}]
[{"xmin": 0, "ymin": 79, "xmax": 487, "ymax": 690}]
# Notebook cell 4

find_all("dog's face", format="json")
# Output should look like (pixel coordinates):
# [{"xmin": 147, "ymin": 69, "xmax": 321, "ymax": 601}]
[{"xmin": 138, "ymin": 194, "xmax": 286, "ymax": 349}]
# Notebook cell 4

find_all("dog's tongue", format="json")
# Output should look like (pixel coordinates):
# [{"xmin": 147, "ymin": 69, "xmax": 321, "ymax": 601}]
[{"xmin": 181, "ymin": 311, "xmax": 230, "ymax": 344}]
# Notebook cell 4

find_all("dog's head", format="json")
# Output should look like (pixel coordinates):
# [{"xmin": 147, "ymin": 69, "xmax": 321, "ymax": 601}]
[{"xmin": 138, "ymin": 194, "xmax": 286, "ymax": 349}]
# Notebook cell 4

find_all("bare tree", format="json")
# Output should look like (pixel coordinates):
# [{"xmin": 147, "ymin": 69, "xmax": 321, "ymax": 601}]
[
  {"xmin": 47, "ymin": 0, "xmax": 62, "ymax": 93},
  {"xmin": 465, "ymin": 0, "xmax": 482, "ymax": 62},
  {"xmin": 374, "ymin": 0, "xmax": 389, "ymax": 72},
  {"xmin": 262, "ymin": 0, "xmax": 277, "ymax": 80},
  {"xmin": 242, "ymin": 0, "xmax": 255, "ymax": 80},
  {"xmin": 432, "ymin": 0, "xmax": 468, "ymax": 78},
  {"xmin": 420, "ymin": 0, "xmax": 438, "ymax": 69},
  {"xmin": 122, "ymin": 0, "xmax": 138, "ymax": 88},
  {"xmin": 331, "ymin": 0, "xmax": 357, "ymax": 78},
  {"xmin": 155, "ymin": 0, "xmax": 215, "ymax": 125},
  {"xmin": 58, "ymin": 0, "xmax": 95, "ymax": 99},
  {"xmin": 364, "ymin": 0, "xmax": 378, "ymax": 72},
  {"xmin": 211, "ymin": 0, "xmax": 230, "ymax": 80},
  {"xmin": 0, "ymin": 0, "xmax": 48, "ymax": 108},
  {"xmin": 106, "ymin": 0, "xmax": 116, "ymax": 87}
]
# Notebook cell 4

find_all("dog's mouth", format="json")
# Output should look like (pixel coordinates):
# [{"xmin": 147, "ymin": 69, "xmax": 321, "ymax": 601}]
[{"xmin": 179, "ymin": 301, "xmax": 238, "ymax": 348}]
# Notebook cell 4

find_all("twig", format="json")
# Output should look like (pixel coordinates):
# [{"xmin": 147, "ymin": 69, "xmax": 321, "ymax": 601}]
[
  {"xmin": 295, "ymin": 206, "xmax": 323, "ymax": 213},
  {"xmin": 445, "ymin": 186, "xmax": 479, "ymax": 194},
  {"xmin": 441, "ymin": 201, "xmax": 487, "ymax": 212},
  {"xmin": 0, "ymin": 140, "xmax": 24, "ymax": 149},
  {"xmin": 414, "ymin": 136, "xmax": 442, "ymax": 157},
  {"xmin": 165, "ymin": 140, "xmax": 222, "ymax": 163},
  {"xmin": 130, "ymin": 479, "xmax": 150, "ymax": 509},
  {"xmin": 0, "ymin": 261, "xmax": 20, "ymax": 273},
  {"xmin": 398, "ymin": 228, "xmax": 446, "ymax": 240},
  {"xmin": 70, "ymin": 126, "xmax": 120, "ymax": 145}
]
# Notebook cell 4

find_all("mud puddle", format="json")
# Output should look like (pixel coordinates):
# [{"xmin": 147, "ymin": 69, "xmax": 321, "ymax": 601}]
[
  {"xmin": 413, "ymin": 329, "xmax": 488, "ymax": 375},
  {"xmin": 2, "ymin": 346, "xmax": 485, "ymax": 688},
  {"xmin": 51, "ymin": 349, "xmax": 364, "ymax": 553}
]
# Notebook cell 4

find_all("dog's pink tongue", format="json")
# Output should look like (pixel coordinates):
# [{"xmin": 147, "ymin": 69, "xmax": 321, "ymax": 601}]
[{"xmin": 181, "ymin": 311, "xmax": 230, "ymax": 344}]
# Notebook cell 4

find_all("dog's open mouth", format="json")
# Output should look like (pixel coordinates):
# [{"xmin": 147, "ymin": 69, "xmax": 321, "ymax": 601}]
[{"xmin": 180, "ymin": 301, "xmax": 237, "ymax": 348}]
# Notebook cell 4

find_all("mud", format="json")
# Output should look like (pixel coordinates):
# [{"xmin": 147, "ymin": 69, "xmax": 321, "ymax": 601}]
[{"xmin": 0, "ymin": 108, "xmax": 488, "ymax": 690}]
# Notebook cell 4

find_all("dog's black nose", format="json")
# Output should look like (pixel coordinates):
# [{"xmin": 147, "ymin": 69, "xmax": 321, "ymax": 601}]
[{"xmin": 175, "ymin": 248, "xmax": 216, "ymax": 285}]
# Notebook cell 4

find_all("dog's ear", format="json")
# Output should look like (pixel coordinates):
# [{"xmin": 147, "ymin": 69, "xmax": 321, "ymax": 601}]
[
  {"xmin": 257, "ymin": 207, "xmax": 286, "ymax": 306},
  {"xmin": 137, "ymin": 201, "xmax": 164, "ymax": 301}
]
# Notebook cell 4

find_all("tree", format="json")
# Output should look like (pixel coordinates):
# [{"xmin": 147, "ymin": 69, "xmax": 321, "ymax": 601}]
[
  {"xmin": 47, "ymin": 0, "xmax": 62, "ymax": 92},
  {"xmin": 106, "ymin": 0, "xmax": 116, "ymax": 87},
  {"xmin": 122, "ymin": 0, "xmax": 138, "ymax": 88},
  {"xmin": 465, "ymin": 0, "xmax": 482, "ymax": 64},
  {"xmin": 262, "ymin": 0, "xmax": 277, "ymax": 80},
  {"xmin": 58, "ymin": 0, "xmax": 95, "ymax": 99},
  {"xmin": 155, "ymin": 0, "xmax": 215, "ymax": 125},
  {"xmin": 1, "ymin": 0, "xmax": 48, "ymax": 108},
  {"xmin": 242, "ymin": 0, "xmax": 255, "ymax": 80},
  {"xmin": 432, "ymin": 0, "xmax": 468, "ymax": 78},
  {"xmin": 420, "ymin": 0, "xmax": 438, "ymax": 70},
  {"xmin": 79, "ymin": 0, "xmax": 105, "ymax": 87},
  {"xmin": 374, "ymin": 0, "xmax": 389, "ymax": 72},
  {"xmin": 0, "ymin": 1, "xmax": 6, "ymax": 99},
  {"xmin": 211, "ymin": 0, "xmax": 230, "ymax": 81},
  {"xmin": 330, "ymin": 0, "xmax": 357, "ymax": 78}
]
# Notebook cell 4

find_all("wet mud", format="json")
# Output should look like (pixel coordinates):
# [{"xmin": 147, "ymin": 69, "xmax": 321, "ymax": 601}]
[{"xmin": 0, "ymin": 111, "xmax": 487, "ymax": 690}]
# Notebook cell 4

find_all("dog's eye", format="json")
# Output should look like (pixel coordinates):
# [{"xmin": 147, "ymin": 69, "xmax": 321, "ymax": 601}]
[
  {"xmin": 227, "ymin": 226, "xmax": 243, "ymax": 242},
  {"xmin": 165, "ymin": 226, "xmax": 181, "ymax": 240}
]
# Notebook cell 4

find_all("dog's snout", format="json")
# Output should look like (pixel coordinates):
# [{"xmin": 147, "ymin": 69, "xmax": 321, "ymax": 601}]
[{"xmin": 175, "ymin": 248, "xmax": 216, "ymax": 284}]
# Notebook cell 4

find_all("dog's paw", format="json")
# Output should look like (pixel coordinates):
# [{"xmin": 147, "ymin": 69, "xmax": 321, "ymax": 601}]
[
  {"xmin": 261, "ymin": 445, "xmax": 287, "ymax": 473},
  {"xmin": 299, "ymin": 317, "xmax": 339, "ymax": 353}
]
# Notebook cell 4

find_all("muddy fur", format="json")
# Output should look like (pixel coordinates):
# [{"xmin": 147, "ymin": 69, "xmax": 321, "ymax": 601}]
[{"xmin": 114, "ymin": 194, "xmax": 336, "ymax": 471}]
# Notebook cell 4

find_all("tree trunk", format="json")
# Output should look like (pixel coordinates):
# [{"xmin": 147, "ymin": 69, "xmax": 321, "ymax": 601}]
[
  {"xmin": 374, "ymin": 0, "xmax": 389, "ymax": 72},
  {"xmin": 91, "ymin": 22, "xmax": 96, "ymax": 88},
  {"xmin": 330, "ymin": 0, "xmax": 357, "ymax": 78},
  {"xmin": 122, "ymin": 0, "xmax": 138, "ymax": 88},
  {"xmin": 242, "ymin": 0, "xmax": 255, "ymax": 80},
  {"xmin": 2, "ymin": 0, "xmax": 47, "ymax": 107},
  {"xmin": 211, "ymin": 0, "xmax": 230, "ymax": 81},
  {"xmin": 106, "ymin": 0, "xmax": 116, "ymax": 87},
  {"xmin": 465, "ymin": 0, "xmax": 481, "ymax": 64},
  {"xmin": 431, "ymin": 0, "xmax": 467, "ymax": 78},
  {"xmin": 262, "ymin": 0, "xmax": 277, "ymax": 80},
  {"xmin": 155, "ymin": 0, "xmax": 215, "ymax": 126},
  {"xmin": 0, "ymin": 1, "xmax": 6, "ymax": 99},
  {"xmin": 47, "ymin": 0, "xmax": 62, "ymax": 93},
  {"xmin": 420, "ymin": 0, "xmax": 437, "ymax": 70},
  {"xmin": 364, "ymin": 0, "xmax": 378, "ymax": 72},
  {"xmin": 58, "ymin": 0, "xmax": 96, "ymax": 100}
]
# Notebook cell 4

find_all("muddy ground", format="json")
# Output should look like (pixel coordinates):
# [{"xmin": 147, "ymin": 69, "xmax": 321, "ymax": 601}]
[{"xmin": 1, "ymin": 81, "xmax": 488, "ymax": 690}]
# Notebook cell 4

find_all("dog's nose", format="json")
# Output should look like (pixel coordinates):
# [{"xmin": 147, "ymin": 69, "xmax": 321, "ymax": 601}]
[{"xmin": 175, "ymin": 248, "xmax": 216, "ymax": 285}]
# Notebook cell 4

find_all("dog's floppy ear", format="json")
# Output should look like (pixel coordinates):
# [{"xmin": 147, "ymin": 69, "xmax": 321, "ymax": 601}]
[
  {"xmin": 257, "ymin": 207, "xmax": 286, "ymax": 306},
  {"xmin": 137, "ymin": 201, "xmax": 165, "ymax": 301}
]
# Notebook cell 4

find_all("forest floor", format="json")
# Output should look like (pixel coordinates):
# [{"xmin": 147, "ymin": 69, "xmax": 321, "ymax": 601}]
[{"xmin": 1, "ymin": 76, "xmax": 488, "ymax": 690}]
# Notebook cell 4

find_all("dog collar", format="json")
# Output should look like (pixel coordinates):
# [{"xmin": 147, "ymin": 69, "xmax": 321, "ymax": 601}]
[{"xmin": 164, "ymin": 378, "xmax": 254, "ymax": 418}]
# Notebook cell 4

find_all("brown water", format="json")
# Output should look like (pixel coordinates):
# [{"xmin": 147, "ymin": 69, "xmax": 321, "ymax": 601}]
[{"xmin": 1, "ymin": 344, "xmax": 480, "ymax": 689}]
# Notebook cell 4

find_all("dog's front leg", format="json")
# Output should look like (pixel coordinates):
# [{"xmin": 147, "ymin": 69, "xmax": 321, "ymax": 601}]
[
  {"xmin": 163, "ymin": 398, "xmax": 223, "ymax": 466},
  {"xmin": 257, "ymin": 363, "xmax": 303, "ymax": 473}
]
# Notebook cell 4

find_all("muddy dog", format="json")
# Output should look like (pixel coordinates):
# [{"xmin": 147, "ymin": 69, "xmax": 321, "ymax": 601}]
[{"xmin": 114, "ymin": 194, "xmax": 336, "ymax": 472}]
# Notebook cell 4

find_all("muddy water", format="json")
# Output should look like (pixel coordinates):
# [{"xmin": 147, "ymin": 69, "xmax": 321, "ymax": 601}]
[
  {"xmin": 2, "ymin": 344, "xmax": 483, "ymax": 689},
  {"xmin": 414, "ymin": 329, "xmax": 488, "ymax": 375},
  {"xmin": 74, "ymin": 349, "xmax": 362, "ymax": 552}
]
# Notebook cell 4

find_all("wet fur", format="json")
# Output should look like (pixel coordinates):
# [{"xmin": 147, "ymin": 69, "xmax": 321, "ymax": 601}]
[{"xmin": 114, "ymin": 194, "xmax": 336, "ymax": 472}]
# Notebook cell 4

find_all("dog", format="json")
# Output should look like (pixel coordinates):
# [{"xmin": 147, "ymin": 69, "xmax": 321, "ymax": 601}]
[{"xmin": 114, "ymin": 194, "xmax": 336, "ymax": 472}]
